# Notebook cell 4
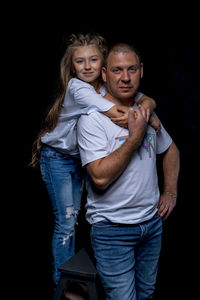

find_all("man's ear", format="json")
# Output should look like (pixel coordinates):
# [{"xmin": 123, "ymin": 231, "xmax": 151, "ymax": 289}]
[
  {"xmin": 101, "ymin": 67, "xmax": 107, "ymax": 82},
  {"xmin": 140, "ymin": 63, "xmax": 144, "ymax": 79}
]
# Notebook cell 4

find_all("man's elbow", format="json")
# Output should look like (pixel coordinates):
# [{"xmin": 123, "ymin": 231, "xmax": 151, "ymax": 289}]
[
  {"xmin": 87, "ymin": 161, "xmax": 111, "ymax": 190},
  {"xmin": 164, "ymin": 141, "xmax": 180, "ymax": 163},
  {"xmin": 92, "ymin": 176, "xmax": 110, "ymax": 190}
]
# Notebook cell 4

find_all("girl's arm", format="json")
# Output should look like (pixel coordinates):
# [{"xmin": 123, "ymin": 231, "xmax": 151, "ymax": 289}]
[
  {"xmin": 149, "ymin": 115, "xmax": 161, "ymax": 132},
  {"xmin": 104, "ymin": 94, "xmax": 161, "ymax": 130},
  {"xmin": 70, "ymin": 79, "xmax": 161, "ymax": 131},
  {"xmin": 138, "ymin": 95, "xmax": 156, "ymax": 113},
  {"xmin": 69, "ymin": 78, "xmax": 115, "ymax": 112}
]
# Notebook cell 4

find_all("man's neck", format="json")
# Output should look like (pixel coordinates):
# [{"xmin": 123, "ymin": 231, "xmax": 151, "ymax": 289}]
[{"xmin": 104, "ymin": 92, "xmax": 135, "ymax": 107}]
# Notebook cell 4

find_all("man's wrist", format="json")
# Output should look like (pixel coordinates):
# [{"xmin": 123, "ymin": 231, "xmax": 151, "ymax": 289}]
[
  {"xmin": 127, "ymin": 134, "xmax": 143, "ymax": 149},
  {"xmin": 164, "ymin": 191, "xmax": 177, "ymax": 199}
]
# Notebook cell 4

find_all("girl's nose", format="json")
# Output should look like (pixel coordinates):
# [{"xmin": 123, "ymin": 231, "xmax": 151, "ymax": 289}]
[{"xmin": 84, "ymin": 60, "xmax": 91, "ymax": 70}]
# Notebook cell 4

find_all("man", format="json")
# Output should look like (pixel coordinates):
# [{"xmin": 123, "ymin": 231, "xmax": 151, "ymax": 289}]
[{"xmin": 77, "ymin": 43, "xmax": 180, "ymax": 300}]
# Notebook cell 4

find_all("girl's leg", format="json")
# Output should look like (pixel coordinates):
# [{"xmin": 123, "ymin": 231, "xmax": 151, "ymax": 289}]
[{"xmin": 40, "ymin": 147, "xmax": 84, "ymax": 285}]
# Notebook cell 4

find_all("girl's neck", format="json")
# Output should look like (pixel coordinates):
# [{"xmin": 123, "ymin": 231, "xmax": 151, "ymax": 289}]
[{"xmin": 90, "ymin": 80, "xmax": 102, "ymax": 93}]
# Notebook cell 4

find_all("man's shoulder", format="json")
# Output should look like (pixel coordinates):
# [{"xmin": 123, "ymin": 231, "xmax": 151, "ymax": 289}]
[
  {"xmin": 78, "ymin": 112, "xmax": 110, "ymax": 133},
  {"xmin": 79, "ymin": 111, "xmax": 106, "ymax": 122}
]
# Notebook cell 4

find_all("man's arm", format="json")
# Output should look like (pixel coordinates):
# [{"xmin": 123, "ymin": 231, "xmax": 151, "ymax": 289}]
[
  {"xmin": 158, "ymin": 141, "xmax": 180, "ymax": 220},
  {"xmin": 86, "ymin": 106, "xmax": 150, "ymax": 189}
]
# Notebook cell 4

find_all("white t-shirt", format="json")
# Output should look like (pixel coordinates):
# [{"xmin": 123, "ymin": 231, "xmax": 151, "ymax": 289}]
[
  {"xmin": 41, "ymin": 78, "xmax": 143, "ymax": 156},
  {"xmin": 77, "ymin": 108, "xmax": 172, "ymax": 225}
]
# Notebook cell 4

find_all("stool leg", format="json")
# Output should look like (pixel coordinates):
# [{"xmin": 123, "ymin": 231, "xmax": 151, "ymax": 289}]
[
  {"xmin": 52, "ymin": 277, "xmax": 67, "ymax": 300},
  {"xmin": 87, "ymin": 281, "xmax": 99, "ymax": 300}
]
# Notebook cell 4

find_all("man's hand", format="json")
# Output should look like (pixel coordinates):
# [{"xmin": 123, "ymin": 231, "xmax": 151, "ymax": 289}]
[
  {"xmin": 158, "ymin": 192, "xmax": 177, "ymax": 220},
  {"xmin": 128, "ymin": 104, "xmax": 150, "ymax": 141}
]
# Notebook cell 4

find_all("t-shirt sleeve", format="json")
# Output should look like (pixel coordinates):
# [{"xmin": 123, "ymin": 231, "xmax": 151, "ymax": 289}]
[
  {"xmin": 69, "ymin": 78, "xmax": 115, "ymax": 113},
  {"xmin": 155, "ymin": 116, "xmax": 173, "ymax": 154},
  {"xmin": 77, "ymin": 113, "xmax": 108, "ymax": 166},
  {"xmin": 134, "ymin": 91, "xmax": 144, "ymax": 103}
]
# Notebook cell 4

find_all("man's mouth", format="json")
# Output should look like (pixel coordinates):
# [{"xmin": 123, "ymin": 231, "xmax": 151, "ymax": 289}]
[{"xmin": 119, "ymin": 86, "xmax": 133, "ymax": 91}]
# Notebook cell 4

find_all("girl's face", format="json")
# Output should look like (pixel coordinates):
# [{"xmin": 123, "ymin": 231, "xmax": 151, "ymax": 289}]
[{"xmin": 72, "ymin": 45, "xmax": 103, "ymax": 84}]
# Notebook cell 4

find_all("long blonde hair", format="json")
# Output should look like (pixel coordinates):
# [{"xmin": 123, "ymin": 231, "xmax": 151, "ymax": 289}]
[{"xmin": 30, "ymin": 33, "xmax": 107, "ymax": 167}]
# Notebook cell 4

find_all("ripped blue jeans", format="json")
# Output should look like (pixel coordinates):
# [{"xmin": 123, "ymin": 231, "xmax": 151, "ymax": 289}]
[{"xmin": 40, "ymin": 146, "xmax": 84, "ymax": 285}]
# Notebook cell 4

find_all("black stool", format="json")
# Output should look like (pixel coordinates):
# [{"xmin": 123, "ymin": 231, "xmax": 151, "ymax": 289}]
[{"xmin": 52, "ymin": 248, "xmax": 99, "ymax": 300}]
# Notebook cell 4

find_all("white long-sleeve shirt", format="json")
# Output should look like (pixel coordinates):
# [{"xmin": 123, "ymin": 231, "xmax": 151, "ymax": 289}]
[{"xmin": 41, "ymin": 78, "xmax": 143, "ymax": 156}]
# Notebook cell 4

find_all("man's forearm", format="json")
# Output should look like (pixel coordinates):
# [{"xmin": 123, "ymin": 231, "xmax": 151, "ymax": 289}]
[
  {"xmin": 86, "ymin": 134, "xmax": 142, "ymax": 189},
  {"xmin": 158, "ymin": 141, "xmax": 180, "ymax": 220},
  {"xmin": 162, "ymin": 141, "xmax": 180, "ymax": 194}
]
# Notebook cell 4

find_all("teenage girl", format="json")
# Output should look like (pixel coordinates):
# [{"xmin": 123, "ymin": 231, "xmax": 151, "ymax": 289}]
[{"xmin": 31, "ymin": 33, "xmax": 160, "ymax": 287}]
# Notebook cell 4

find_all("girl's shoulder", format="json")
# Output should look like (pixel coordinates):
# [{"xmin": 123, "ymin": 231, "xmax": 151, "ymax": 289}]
[
  {"xmin": 68, "ymin": 78, "xmax": 94, "ymax": 90},
  {"xmin": 99, "ymin": 84, "xmax": 107, "ymax": 96}
]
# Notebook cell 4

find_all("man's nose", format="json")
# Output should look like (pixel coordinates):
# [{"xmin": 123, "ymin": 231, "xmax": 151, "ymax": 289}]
[{"xmin": 121, "ymin": 70, "xmax": 130, "ymax": 82}]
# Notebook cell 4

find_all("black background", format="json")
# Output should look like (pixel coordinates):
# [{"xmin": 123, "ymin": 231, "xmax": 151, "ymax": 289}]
[{"xmin": 7, "ymin": 3, "xmax": 199, "ymax": 299}]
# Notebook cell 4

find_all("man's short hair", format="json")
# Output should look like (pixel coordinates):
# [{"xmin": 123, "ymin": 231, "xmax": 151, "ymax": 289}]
[{"xmin": 105, "ymin": 43, "xmax": 141, "ymax": 66}]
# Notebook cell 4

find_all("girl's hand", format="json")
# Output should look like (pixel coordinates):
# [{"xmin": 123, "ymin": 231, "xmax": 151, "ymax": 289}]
[
  {"xmin": 149, "ymin": 115, "xmax": 161, "ymax": 132},
  {"xmin": 111, "ymin": 106, "xmax": 129, "ymax": 128}
]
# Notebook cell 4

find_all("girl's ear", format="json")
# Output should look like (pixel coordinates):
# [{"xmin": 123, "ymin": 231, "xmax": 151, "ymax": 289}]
[{"xmin": 101, "ymin": 67, "xmax": 107, "ymax": 82}]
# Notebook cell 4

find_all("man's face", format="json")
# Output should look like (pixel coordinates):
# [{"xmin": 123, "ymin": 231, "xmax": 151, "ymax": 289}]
[{"xmin": 102, "ymin": 51, "xmax": 143, "ymax": 103}]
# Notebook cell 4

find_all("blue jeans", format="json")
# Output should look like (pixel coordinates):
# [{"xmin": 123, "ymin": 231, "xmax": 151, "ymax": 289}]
[
  {"xmin": 91, "ymin": 215, "xmax": 162, "ymax": 300},
  {"xmin": 40, "ymin": 146, "xmax": 84, "ymax": 285}
]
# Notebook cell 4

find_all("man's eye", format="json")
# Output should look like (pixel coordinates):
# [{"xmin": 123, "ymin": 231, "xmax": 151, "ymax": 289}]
[
  {"xmin": 112, "ymin": 69, "xmax": 120, "ymax": 73},
  {"xmin": 130, "ymin": 66, "xmax": 139, "ymax": 73}
]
